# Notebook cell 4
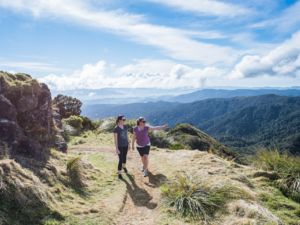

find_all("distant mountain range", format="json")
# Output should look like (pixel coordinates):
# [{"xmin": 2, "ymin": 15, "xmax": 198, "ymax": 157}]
[
  {"xmin": 82, "ymin": 94, "xmax": 300, "ymax": 155},
  {"xmin": 82, "ymin": 101, "xmax": 180, "ymax": 119},
  {"xmin": 54, "ymin": 87, "xmax": 300, "ymax": 105},
  {"xmin": 167, "ymin": 88, "xmax": 300, "ymax": 103},
  {"xmin": 52, "ymin": 87, "xmax": 192, "ymax": 104}
]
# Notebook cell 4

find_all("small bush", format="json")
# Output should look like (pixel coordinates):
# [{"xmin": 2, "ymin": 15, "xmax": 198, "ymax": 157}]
[
  {"xmin": 161, "ymin": 174, "xmax": 252, "ymax": 223},
  {"xmin": 66, "ymin": 157, "xmax": 86, "ymax": 191},
  {"xmin": 52, "ymin": 94, "xmax": 82, "ymax": 118},
  {"xmin": 124, "ymin": 119, "xmax": 136, "ymax": 133},
  {"xmin": 254, "ymin": 149, "xmax": 300, "ymax": 202},
  {"xmin": 149, "ymin": 131, "xmax": 170, "ymax": 148},
  {"xmin": 64, "ymin": 115, "xmax": 83, "ymax": 129},
  {"xmin": 170, "ymin": 143, "xmax": 185, "ymax": 150},
  {"xmin": 80, "ymin": 116, "xmax": 95, "ymax": 130}
]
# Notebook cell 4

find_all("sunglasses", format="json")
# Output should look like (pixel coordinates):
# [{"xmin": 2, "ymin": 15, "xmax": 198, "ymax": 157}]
[
  {"xmin": 122, "ymin": 118, "xmax": 126, "ymax": 121},
  {"xmin": 141, "ymin": 120, "xmax": 146, "ymax": 123}
]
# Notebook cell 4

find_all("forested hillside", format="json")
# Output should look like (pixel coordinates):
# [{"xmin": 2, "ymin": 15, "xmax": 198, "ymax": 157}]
[
  {"xmin": 83, "ymin": 95, "xmax": 300, "ymax": 155},
  {"xmin": 149, "ymin": 95, "xmax": 300, "ymax": 155}
]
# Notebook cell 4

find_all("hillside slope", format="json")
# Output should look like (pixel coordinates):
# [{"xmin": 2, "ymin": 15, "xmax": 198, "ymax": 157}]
[
  {"xmin": 149, "ymin": 95, "xmax": 300, "ymax": 155},
  {"xmin": 41, "ymin": 132, "xmax": 300, "ymax": 225},
  {"xmin": 1, "ymin": 129, "xmax": 300, "ymax": 225},
  {"xmin": 82, "ymin": 95, "xmax": 300, "ymax": 155}
]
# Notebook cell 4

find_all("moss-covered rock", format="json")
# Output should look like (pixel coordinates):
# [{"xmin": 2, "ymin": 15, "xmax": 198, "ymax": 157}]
[{"xmin": 0, "ymin": 71, "xmax": 67, "ymax": 158}]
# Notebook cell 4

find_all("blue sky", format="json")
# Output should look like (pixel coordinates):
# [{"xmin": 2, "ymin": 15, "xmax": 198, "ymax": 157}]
[{"xmin": 0, "ymin": 0, "xmax": 300, "ymax": 90}]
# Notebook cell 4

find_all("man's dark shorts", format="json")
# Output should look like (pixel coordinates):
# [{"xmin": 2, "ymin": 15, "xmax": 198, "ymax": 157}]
[{"xmin": 137, "ymin": 145, "xmax": 150, "ymax": 156}]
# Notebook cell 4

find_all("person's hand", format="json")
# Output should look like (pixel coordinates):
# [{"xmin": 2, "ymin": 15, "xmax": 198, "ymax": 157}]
[{"xmin": 115, "ymin": 148, "xmax": 120, "ymax": 155}]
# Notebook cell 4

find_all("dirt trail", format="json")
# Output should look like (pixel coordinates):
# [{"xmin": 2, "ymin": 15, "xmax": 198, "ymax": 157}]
[
  {"xmin": 68, "ymin": 145, "xmax": 285, "ymax": 225},
  {"xmin": 114, "ymin": 150, "xmax": 167, "ymax": 225},
  {"xmin": 70, "ymin": 146, "xmax": 168, "ymax": 225}
]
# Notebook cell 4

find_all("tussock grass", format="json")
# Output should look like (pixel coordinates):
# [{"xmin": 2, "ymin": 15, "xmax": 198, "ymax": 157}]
[
  {"xmin": 66, "ymin": 157, "xmax": 86, "ymax": 192},
  {"xmin": 0, "ymin": 160, "xmax": 63, "ymax": 225},
  {"xmin": 254, "ymin": 149, "xmax": 300, "ymax": 202},
  {"xmin": 161, "ymin": 174, "xmax": 253, "ymax": 223}
]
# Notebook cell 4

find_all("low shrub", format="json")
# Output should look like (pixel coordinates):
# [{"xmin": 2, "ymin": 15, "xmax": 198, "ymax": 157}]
[
  {"xmin": 149, "ymin": 131, "xmax": 170, "ymax": 148},
  {"xmin": 80, "ymin": 116, "xmax": 95, "ymax": 130},
  {"xmin": 64, "ymin": 115, "xmax": 83, "ymax": 130},
  {"xmin": 169, "ymin": 143, "xmax": 185, "ymax": 150}
]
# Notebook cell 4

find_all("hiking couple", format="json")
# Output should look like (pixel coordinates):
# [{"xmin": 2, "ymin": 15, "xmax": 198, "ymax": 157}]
[{"xmin": 113, "ymin": 115, "xmax": 167, "ymax": 179}]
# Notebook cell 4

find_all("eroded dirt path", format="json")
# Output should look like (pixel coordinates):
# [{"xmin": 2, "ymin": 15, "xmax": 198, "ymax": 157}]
[
  {"xmin": 114, "ymin": 150, "xmax": 167, "ymax": 225},
  {"xmin": 70, "ymin": 146, "xmax": 168, "ymax": 225}
]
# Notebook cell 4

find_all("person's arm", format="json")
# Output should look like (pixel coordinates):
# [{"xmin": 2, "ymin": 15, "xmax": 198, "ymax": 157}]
[
  {"xmin": 131, "ymin": 133, "xmax": 136, "ymax": 150},
  {"xmin": 113, "ymin": 133, "xmax": 120, "ymax": 154},
  {"xmin": 127, "ymin": 131, "xmax": 131, "ymax": 150},
  {"xmin": 148, "ymin": 124, "xmax": 168, "ymax": 132}
]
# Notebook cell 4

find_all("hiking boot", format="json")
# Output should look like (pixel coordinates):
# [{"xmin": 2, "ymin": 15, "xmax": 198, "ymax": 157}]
[
  {"xmin": 123, "ymin": 167, "xmax": 128, "ymax": 174},
  {"xmin": 118, "ymin": 174, "xmax": 123, "ymax": 179},
  {"xmin": 143, "ymin": 170, "xmax": 148, "ymax": 177}
]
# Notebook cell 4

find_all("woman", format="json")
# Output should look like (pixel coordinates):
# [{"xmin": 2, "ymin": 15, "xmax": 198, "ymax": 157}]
[
  {"xmin": 132, "ymin": 117, "xmax": 167, "ymax": 177},
  {"xmin": 113, "ymin": 115, "xmax": 130, "ymax": 179}
]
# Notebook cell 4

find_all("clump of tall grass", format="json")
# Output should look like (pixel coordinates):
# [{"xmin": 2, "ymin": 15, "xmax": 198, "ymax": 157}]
[
  {"xmin": 254, "ymin": 149, "xmax": 300, "ymax": 202},
  {"xmin": 161, "ymin": 174, "xmax": 253, "ymax": 223},
  {"xmin": 66, "ymin": 157, "xmax": 86, "ymax": 192}
]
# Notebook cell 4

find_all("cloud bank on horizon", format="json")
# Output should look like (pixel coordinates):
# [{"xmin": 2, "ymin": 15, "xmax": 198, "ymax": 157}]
[{"xmin": 0, "ymin": 0, "xmax": 300, "ymax": 90}]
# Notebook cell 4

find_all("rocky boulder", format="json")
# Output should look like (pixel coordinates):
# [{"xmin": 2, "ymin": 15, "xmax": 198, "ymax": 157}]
[{"xmin": 0, "ymin": 71, "xmax": 67, "ymax": 159}]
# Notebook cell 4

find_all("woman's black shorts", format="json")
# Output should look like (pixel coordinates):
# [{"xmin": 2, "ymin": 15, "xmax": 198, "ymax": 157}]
[{"xmin": 137, "ymin": 145, "xmax": 150, "ymax": 156}]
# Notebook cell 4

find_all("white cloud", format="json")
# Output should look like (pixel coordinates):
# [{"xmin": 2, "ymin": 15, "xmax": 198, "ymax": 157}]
[
  {"xmin": 36, "ymin": 27, "xmax": 300, "ymax": 90},
  {"xmin": 39, "ymin": 59, "xmax": 223, "ymax": 90},
  {"xmin": 0, "ymin": 60, "xmax": 61, "ymax": 72},
  {"xmin": 145, "ymin": 0, "xmax": 251, "ymax": 17},
  {"xmin": 229, "ymin": 31, "xmax": 300, "ymax": 79},
  {"xmin": 250, "ymin": 1, "xmax": 300, "ymax": 32},
  {"xmin": 0, "ymin": 0, "xmax": 237, "ymax": 64}
]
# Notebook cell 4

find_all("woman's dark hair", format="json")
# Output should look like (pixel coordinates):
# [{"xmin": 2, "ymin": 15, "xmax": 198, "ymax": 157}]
[
  {"xmin": 116, "ymin": 115, "xmax": 124, "ymax": 125},
  {"xmin": 136, "ymin": 117, "xmax": 146, "ymax": 126}
]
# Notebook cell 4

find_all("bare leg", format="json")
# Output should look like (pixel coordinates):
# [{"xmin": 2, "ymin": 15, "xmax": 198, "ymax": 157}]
[
  {"xmin": 141, "ymin": 156, "xmax": 145, "ymax": 169},
  {"xmin": 143, "ymin": 155, "xmax": 149, "ymax": 171}
]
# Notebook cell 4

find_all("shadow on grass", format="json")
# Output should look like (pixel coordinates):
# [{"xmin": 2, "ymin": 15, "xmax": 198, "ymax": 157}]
[
  {"xmin": 121, "ymin": 174, "xmax": 157, "ymax": 209},
  {"xmin": 147, "ymin": 171, "xmax": 167, "ymax": 188}
]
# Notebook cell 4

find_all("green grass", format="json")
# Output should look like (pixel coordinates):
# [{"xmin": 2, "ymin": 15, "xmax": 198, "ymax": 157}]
[
  {"xmin": 254, "ymin": 149, "xmax": 300, "ymax": 202},
  {"xmin": 41, "ymin": 150, "xmax": 124, "ymax": 225},
  {"xmin": 169, "ymin": 143, "xmax": 185, "ymax": 150},
  {"xmin": 259, "ymin": 187, "xmax": 300, "ymax": 225},
  {"xmin": 161, "ymin": 174, "xmax": 253, "ymax": 223},
  {"xmin": 68, "ymin": 131, "xmax": 114, "ymax": 147}
]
